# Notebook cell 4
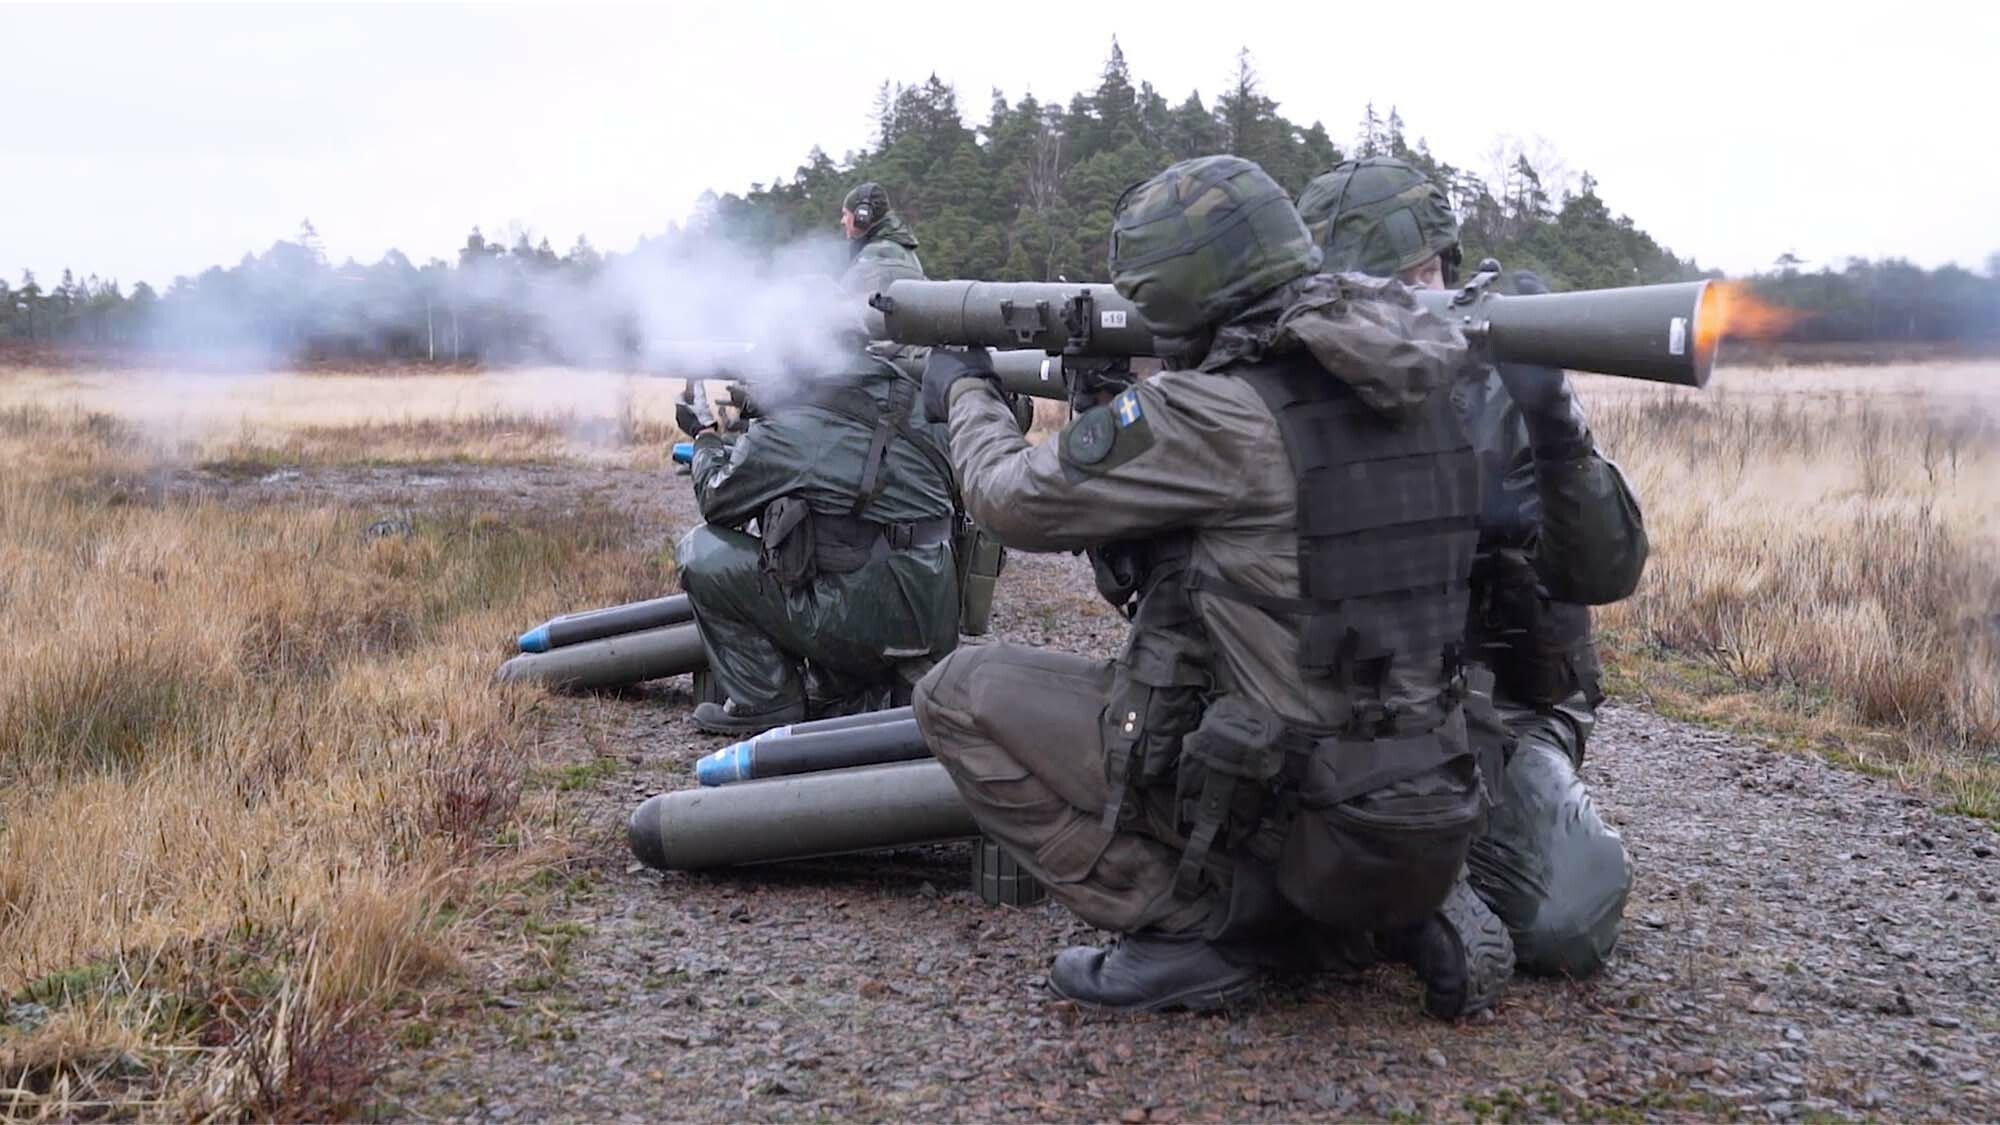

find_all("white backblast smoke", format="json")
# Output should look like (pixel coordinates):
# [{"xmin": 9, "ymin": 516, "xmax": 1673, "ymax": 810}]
[{"xmin": 118, "ymin": 226, "xmax": 879, "ymax": 447}]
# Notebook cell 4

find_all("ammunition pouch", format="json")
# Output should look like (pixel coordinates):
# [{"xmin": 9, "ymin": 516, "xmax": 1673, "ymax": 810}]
[
  {"xmin": 1171, "ymin": 696, "xmax": 1297, "ymax": 897},
  {"xmin": 760, "ymin": 496, "xmax": 817, "ymax": 589},
  {"xmin": 1101, "ymin": 645, "xmax": 1209, "ymax": 829},
  {"xmin": 811, "ymin": 512, "xmax": 950, "ymax": 575},
  {"xmin": 1166, "ymin": 691, "xmax": 1482, "ymax": 925},
  {"xmin": 1095, "ymin": 536, "xmax": 1210, "ymax": 834},
  {"xmin": 760, "ymin": 501, "xmax": 950, "ymax": 588},
  {"xmin": 1276, "ymin": 717, "xmax": 1484, "ymax": 930},
  {"xmin": 954, "ymin": 517, "xmax": 1006, "ymax": 636},
  {"xmin": 1470, "ymin": 547, "xmax": 1604, "ymax": 708}
]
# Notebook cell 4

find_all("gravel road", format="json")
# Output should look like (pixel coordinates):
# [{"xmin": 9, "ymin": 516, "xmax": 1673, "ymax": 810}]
[{"xmin": 252, "ymin": 464, "xmax": 1997, "ymax": 1123}]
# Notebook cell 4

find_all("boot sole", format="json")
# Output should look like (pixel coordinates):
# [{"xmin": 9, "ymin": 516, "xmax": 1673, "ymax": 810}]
[
  {"xmin": 691, "ymin": 708, "xmax": 804, "ymax": 736},
  {"xmin": 1047, "ymin": 971, "xmax": 1261, "ymax": 1014},
  {"xmin": 1424, "ymin": 883, "xmax": 1516, "ymax": 1021}
]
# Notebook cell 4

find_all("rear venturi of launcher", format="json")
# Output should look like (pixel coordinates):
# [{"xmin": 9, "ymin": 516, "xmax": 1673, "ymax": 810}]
[{"xmin": 872, "ymin": 274, "xmax": 1721, "ymax": 388}]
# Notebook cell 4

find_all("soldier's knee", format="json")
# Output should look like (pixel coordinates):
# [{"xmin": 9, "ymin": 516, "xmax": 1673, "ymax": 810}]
[
  {"xmin": 1515, "ymin": 833, "xmax": 1632, "ymax": 978},
  {"xmin": 913, "ymin": 645, "xmax": 999, "ymax": 743},
  {"xmin": 675, "ymin": 523, "xmax": 758, "ymax": 596}
]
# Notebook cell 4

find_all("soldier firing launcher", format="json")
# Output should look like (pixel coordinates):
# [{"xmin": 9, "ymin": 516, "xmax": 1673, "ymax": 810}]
[{"xmin": 869, "ymin": 263, "xmax": 1721, "ymax": 390}]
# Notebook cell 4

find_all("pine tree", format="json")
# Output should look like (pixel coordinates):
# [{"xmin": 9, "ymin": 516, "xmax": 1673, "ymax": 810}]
[
  {"xmin": 17, "ymin": 271, "xmax": 40, "ymax": 340},
  {"xmin": 1092, "ymin": 39, "xmax": 1140, "ymax": 150},
  {"xmin": 297, "ymin": 218, "xmax": 325, "ymax": 263},
  {"xmin": 1356, "ymin": 102, "xmax": 1382, "ymax": 158},
  {"xmin": 1166, "ymin": 92, "xmax": 1221, "ymax": 159}
]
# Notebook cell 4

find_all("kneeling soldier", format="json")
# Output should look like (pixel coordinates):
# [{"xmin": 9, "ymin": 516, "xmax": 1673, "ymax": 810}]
[{"xmin": 914, "ymin": 156, "xmax": 1514, "ymax": 1018}]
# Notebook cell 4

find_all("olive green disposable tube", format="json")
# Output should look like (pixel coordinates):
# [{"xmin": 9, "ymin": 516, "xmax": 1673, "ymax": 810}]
[
  {"xmin": 495, "ymin": 621, "xmax": 707, "ymax": 692},
  {"xmin": 1415, "ymin": 280, "xmax": 1716, "ymax": 387},
  {"xmin": 520, "ymin": 594, "xmax": 694, "ymax": 652},
  {"xmin": 872, "ymin": 279, "xmax": 1162, "ymax": 356},
  {"xmin": 768, "ymin": 705, "xmax": 916, "ymax": 739},
  {"xmin": 880, "ymin": 275, "xmax": 1717, "ymax": 388},
  {"xmin": 627, "ymin": 759, "xmax": 978, "ymax": 871}
]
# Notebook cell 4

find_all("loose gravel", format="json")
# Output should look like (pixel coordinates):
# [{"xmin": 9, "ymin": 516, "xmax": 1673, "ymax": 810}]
[{"xmin": 236, "ymin": 464, "xmax": 1995, "ymax": 1123}]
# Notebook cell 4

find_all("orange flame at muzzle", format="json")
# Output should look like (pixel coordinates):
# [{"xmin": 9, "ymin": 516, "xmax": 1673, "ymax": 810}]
[{"xmin": 1696, "ymin": 280, "xmax": 1808, "ymax": 356}]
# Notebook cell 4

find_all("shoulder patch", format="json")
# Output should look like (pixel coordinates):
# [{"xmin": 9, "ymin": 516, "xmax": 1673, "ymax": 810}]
[
  {"xmin": 1058, "ymin": 400, "xmax": 1156, "ymax": 479},
  {"xmin": 1112, "ymin": 388, "xmax": 1144, "ymax": 427},
  {"xmin": 1062, "ymin": 406, "xmax": 1117, "ymax": 466}
]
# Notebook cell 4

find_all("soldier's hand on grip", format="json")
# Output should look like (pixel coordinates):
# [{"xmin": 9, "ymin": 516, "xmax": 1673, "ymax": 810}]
[
  {"xmin": 1508, "ymin": 269, "xmax": 1551, "ymax": 296},
  {"xmin": 675, "ymin": 392, "xmax": 717, "ymax": 438},
  {"xmin": 921, "ymin": 347, "xmax": 998, "ymax": 424},
  {"xmin": 1493, "ymin": 269, "xmax": 1576, "ymax": 421}
]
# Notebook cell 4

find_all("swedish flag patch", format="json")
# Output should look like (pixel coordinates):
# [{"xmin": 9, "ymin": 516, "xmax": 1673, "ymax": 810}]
[
  {"xmin": 1113, "ymin": 389, "xmax": 1143, "ymax": 427},
  {"xmin": 1058, "ymin": 393, "xmax": 1154, "ymax": 481}
]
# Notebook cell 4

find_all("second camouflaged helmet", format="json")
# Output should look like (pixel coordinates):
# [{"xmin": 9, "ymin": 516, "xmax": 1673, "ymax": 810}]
[
  {"xmin": 1107, "ymin": 155, "xmax": 1322, "ymax": 343},
  {"xmin": 1296, "ymin": 157, "xmax": 1462, "ymax": 283}
]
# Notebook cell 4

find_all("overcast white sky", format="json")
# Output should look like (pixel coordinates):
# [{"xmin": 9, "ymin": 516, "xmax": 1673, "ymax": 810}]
[{"xmin": 2, "ymin": 1, "xmax": 1992, "ymax": 290}]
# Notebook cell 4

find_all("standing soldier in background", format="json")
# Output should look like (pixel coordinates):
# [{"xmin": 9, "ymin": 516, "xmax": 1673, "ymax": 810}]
[
  {"xmin": 914, "ymin": 156, "xmax": 1515, "ymax": 1019},
  {"xmin": 674, "ymin": 310, "xmax": 960, "ymax": 734},
  {"xmin": 839, "ymin": 182, "xmax": 926, "ymax": 297},
  {"xmin": 1297, "ymin": 156, "xmax": 1643, "ymax": 978}
]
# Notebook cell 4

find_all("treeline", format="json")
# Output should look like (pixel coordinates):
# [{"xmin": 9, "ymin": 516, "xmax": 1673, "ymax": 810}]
[
  {"xmin": 1749, "ymin": 257, "xmax": 2000, "ymax": 344},
  {"xmin": 712, "ymin": 45, "xmax": 1706, "ymax": 291},
  {"xmin": 3, "ymin": 43, "xmax": 1995, "ymax": 363},
  {"xmin": 0, "ymin": 226, "xmax": 638, "ymax": 364}
]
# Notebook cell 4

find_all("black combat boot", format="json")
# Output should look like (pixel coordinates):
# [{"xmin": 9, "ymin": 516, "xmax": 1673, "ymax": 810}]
[
  {"xmin": 1047, "ymin": 931, "xmax": 1261, "ymax": 1013},
  {"xmin": 1380, "ymin": 878, "xmax": 1516, "ymax": 1021},
  {"xmin": 692, "ymin": 698, "xmax": 806, "ymax": 736}
]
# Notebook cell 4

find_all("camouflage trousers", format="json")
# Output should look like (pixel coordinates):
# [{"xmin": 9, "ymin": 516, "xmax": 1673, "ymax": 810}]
[{"xmin": 911, "ymin": 643, "xmax": 1217, "ymax": 937}]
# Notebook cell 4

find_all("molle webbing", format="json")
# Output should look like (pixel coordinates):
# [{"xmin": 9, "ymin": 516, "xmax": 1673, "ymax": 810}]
[
  {"xmin": 1099, "ymin": 536, "xmax": 1210, "ymax": 833},
  {"xmin": 1164, "ymin": 361, "xmax": 1481, "ymax": 904},
  {"xmin": 1234, "ymin": 364, "xmax": 1480, "ymax": 688},
  {"xmin": 809, "ymin": 514, "xmax": 952, "ymax": 574}
]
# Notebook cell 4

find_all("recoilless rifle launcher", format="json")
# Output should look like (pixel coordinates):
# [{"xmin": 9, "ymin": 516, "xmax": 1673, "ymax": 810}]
[{"xmin": 868, "ymin": 262, "xmax": 1722, "ymax": 393}]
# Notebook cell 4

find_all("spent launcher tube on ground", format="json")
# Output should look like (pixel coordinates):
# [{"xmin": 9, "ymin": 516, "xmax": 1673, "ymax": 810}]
[
  {"xmin": 518, "ymin": 594, "xmax": 695, "ymax": 653},
  {"xmin": 694, "ymin": 706, "xmax": 925, "ymax": 785},
  {"xmin": 634, "ymin": 719, "xmax": 1042, "ymax": 905},
  {"xmin": 871, "ymin": 275, "xmax": 1720, "ymax": 388},
  {"xmin": 628, "ymin": 759, "xmax": 977, "ymax": 871},
  {"xmin": 496, "ymin": 620, "xmax": 707, "ymax": 691}
]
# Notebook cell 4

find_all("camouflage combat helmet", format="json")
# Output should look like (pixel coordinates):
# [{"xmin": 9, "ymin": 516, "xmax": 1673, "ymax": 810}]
[
  {"xmin": 1107, "ymin": 155, "xmax": 1322, "ymax": 342},
  {"xmin": 842, "ymin": 182, "xmax": 892, "ymax": 233},
  {"xmin": 1296, "ymin": 157, "xmax": 1462, "ymax": 283}
]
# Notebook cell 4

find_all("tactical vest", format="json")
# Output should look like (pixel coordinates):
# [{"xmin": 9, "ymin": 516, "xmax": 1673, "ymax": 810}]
[{"xmin": 1100, "ymin": 354, "xmax": 1488, "ymax": 914}]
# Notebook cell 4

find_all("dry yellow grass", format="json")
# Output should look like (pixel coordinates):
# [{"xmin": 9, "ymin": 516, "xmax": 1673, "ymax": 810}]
[
  {"xmin": 0, "ymin": 402, "xmax": 668, "ymax": 1117},
  {"xmin": 1, "ymin": 357, "xmax": 1994, "ymax": 1115},
  {"xmin": 1580, "ymin": 362, "xmax": 2000, "ymax": 815}
]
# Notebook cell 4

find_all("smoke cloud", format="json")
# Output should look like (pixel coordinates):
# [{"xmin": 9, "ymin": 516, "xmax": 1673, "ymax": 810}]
[{"xmin": 127, "ymin": 225, "xmax": 871, "ymax": 390}]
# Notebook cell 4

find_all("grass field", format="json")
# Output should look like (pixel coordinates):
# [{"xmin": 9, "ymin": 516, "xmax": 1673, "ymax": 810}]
[
  {"xmin": 0, "ymin": 383, "xmax": 671, "ymax": 1117},
  {"xmin": 1581, "ymin": 363, "xmax": 1999, "ymax": 817},
  {"xmin": 0, "ymin": 359, "xmax": 1993, "ymax": 1115}
]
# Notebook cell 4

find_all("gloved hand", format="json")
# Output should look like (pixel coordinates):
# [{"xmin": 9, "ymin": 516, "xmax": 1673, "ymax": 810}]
[
  {"xmin": 921, "ymin": 347, "xmax": 998, "ymax": 424},
  {"xmin": 675, "ymin": 390, "xmax": 718, "ymax": 439},
  {"xmin": 1494, "ymin": 272, "xmax": 1567, "ymax": 412}
]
